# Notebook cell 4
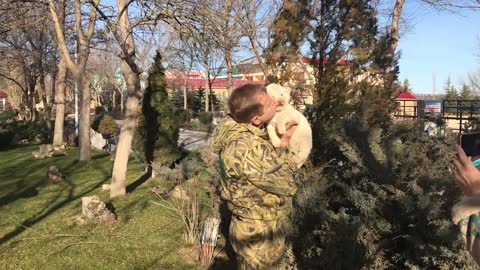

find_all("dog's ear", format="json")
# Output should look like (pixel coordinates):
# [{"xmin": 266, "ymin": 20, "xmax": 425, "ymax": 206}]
[{"xmin": 283, "ymin": 86, "xmax": 292, "ymax": 95}]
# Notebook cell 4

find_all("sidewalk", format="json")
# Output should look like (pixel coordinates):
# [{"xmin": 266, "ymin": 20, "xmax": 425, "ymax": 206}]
[{"xmin": 178, "ymin": 128, "xmax": 213, "ymax": 151}]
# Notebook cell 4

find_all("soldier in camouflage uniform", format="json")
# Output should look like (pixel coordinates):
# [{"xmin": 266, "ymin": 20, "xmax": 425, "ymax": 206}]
[{"xmin": 211, "ymin": 84, "xmax": 298, "ymax": 269}]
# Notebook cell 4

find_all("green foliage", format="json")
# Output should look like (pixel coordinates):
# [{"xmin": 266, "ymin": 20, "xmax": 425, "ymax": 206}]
[
  {"xmin": 191, "ymin": 87, "xmax": 205, "ymax": 116},
  {"xmin": 290, "ymin": 122, "xmax": 476, "ymax": 269},
  {"xmin": 265, "ymin": 0, "xmax": 312, "ymax": 83},
  {"xmin": 97, "ymin": 114, "xmax": 119, "ymax": 138},
  {"xmin": 460, "ymin": 84, "xmax": 474, "ymax": 100},
  {"xmin": 197, "ymin": 111, "xmax": 213, "ymax": 125},
  {"xmin": 170, "ymin": 89, "xmax": 185, "ymax": 110},
  {"xmin": 0, "ymin": 113, "xmax": 50, "ymax": 146},
  {"xmin": 174, "ymin": 109, "xmax": 191, "ymax": 126},
  {"xmin": 133, "ymin": 52, "xmax": 180, "ymax": 166},
  {"xmin": 443, "ymin": 76, "xmax": 459, "ymax": 113},
  {"xmin": 310, "ymin": 0, "xmax": 398, "ymax": 163},
  {"xmin": 208, "ymin": 92, "xmax": 222, "ymax": 113}
]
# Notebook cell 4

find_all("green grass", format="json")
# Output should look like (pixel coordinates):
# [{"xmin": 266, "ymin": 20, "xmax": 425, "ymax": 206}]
[{"xmin": 0, "ymin": 145, "xmax": 206, "ymax": 269}]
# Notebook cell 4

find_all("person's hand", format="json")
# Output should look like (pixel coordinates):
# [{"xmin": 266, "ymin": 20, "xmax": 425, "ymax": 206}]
[
  {"xmin": 453, "ymin": 144, "xmax": 480, "ymax": 196},
  {"xmin": 280, "ymin": 121, "xmax": 298, "ymax": 147}
]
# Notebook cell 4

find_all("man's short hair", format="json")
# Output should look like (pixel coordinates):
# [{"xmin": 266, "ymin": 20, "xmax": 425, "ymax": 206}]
[{"xmin": 228, "ymin": 84, "xmax": 266, "ymax": 123}]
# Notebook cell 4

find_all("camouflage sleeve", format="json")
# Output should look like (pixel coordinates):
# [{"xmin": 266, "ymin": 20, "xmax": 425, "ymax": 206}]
[{"xmin": 240, "ymin": 141, "xmax": 297, "ymax": 196}]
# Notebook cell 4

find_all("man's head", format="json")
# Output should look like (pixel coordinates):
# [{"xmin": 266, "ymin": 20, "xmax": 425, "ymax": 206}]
[
  {"xmin": 266, "ymin": 83, "xmax": 292, "ymax": 112},
  {"xmin": 228, "ymin": 84, "xmax": 277, "ymax": 126}
]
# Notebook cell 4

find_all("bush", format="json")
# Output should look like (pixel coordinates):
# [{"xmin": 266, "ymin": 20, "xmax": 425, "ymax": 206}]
[
  {"xmin": 95, "ymin": 106, "xmax": 106, "ymax": 115},
  {"xmin": 174, "ymin": 109, "xmax": 191, "ymax": 126},
  {"xmin": 0, "ymin": 117, "xmax": 50, "ymax": 145},
  {"xmin": 0, "ymin": 128, "xmax": 14, "ymax": 148},
  {"xmin": 197, "ymin": 111, "xmax": 213, "ymax": 125},
  {"xmin": 97, "ymin": 115, "xmax": 119, "ymax": 138},
  {"xmin": 0, "ymin": 110, "xmax": 17, "ymax": 124},
  {"xmin": 288, "ymin": 122, "xmax": 477, "ymax": 269}
]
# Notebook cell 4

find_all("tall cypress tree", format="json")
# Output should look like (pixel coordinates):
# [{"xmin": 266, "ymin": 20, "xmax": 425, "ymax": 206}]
[{"xmin": 134, "ymin": 52, "xmax": 180, "ymax": 166}]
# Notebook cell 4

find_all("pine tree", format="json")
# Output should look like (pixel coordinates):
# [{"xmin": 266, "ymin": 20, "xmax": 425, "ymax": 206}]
[
  {"xmin": 443, "ymin": 76, "xmax": 458, "ymax": 114},
  {"xmin": 265, "ymin": 0, "xmax": 312, "ymax": 83},
  {"xmin": 170, "ymin": 89, "xmax": 185, "ymax": 110},
  {"xmin": 191, "ymin": 87, "xmax": 205, "ymax": 116},
  {"xmin": 460, "ymin": 83, "xmax": 474, "ymax": 100},
  {"xmin": 133, "ymin": 52, "xmax": 180, "ymax": 166}
]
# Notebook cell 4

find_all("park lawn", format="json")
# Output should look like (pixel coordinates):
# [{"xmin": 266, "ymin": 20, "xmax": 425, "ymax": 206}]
[{"xmin": 0, "ymin": 145, "xmax": 204, "ymax": 270}]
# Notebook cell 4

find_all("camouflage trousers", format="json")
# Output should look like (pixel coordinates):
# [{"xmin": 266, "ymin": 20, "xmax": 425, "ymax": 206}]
[{"xmin": 229, "ymin": 215, "xmax": 287, "ymax": 270}]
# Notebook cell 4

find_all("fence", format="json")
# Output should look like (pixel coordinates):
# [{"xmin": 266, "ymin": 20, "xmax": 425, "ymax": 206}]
[{"xmin": 394, "ymin": 99, "xmax": 480, "ymax": 134}]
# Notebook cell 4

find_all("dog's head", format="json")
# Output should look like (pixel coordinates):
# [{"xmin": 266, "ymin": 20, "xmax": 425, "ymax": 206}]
[{"xmin": 266, "ymin": 83, "xmax": 292, "ymax": 112}]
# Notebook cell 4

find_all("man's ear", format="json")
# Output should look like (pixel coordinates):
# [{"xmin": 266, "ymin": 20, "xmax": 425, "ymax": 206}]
[{"xmin": 251, "ymin": 115, "xmax": 262, "ymax": 126}]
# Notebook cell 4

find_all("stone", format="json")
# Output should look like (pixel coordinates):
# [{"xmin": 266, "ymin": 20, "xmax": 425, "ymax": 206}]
[
  {"xmin": 81, "ymin": 195, "xmax": 116, "ymax": 224},
  {"xmin": 47, "ymin": 166, "xmax": 65, "ymax": 182},
  {"xmin": 18, "ymin": 139, "xmax": 29, "ymax": 145},
  {"xmin": 32, "ymin": 144, "xmax": 53, "ymax": 159},
  {"xmin": 171, "ymin": 185, "xmax": 190, "ymax": 200},
  {"xmin": 151, "ymin": 186, "xmax": 169, "ymax": 198},
  {"xmin": 90, "ymin": 128, "xmax": 106, "ymax": 150},
  {"xmin": 102, "ymin": 184, "xmax": 110, "ymax": 190}
]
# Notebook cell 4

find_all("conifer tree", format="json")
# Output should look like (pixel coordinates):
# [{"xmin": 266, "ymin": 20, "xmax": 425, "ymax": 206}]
[
  {"xmin": 134, "ymin": 52, "xmax": 180, "ymax": 166},
  {"xmin": 191, "ymin": 87, "xmax": 205, "ymax": 115},
  {"xmin": 265, "ymin": 0, "xmax": 312, "ymax": 83},
  {"xmin": 443, "ymin": 76, "xmax": 458, "ymax": 113},
  {"xmin": 460, "ymin": 83, "xmax": 474, "ymax": 100}
]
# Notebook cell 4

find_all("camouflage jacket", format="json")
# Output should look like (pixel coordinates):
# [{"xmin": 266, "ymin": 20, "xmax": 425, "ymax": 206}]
[{"xmin": 211, "ymin": 118, "xmax": 298, "ymax": 220}]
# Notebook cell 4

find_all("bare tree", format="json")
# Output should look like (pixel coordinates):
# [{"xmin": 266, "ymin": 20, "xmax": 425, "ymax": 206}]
[
  {"xmin": 49, "ymin": 0, "xmax": 99, "ymax": 160},
  {"xmin": 90, "ymin": 0, "xmax": 148, "ymax": 198},
  {"xmin": 234, "ymin": 0, "xmax": 280, "ymax": 79}
]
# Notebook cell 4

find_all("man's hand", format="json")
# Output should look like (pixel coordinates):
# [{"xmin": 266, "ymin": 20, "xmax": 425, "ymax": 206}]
[
  {"xmin": 279, "ymin": 121, "xmax": 298, "ymax": 147},
  {"xmin": 453, "ymin": 144, "xmax": 480, "ymax": 196}
]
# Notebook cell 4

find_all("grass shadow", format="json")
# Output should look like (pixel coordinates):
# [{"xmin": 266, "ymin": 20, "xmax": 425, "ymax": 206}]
[{"xmin": 126, "ymin": 172, "xmax": 151, "ymax": 193}]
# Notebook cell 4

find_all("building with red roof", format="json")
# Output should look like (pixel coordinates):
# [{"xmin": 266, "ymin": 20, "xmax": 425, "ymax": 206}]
[
  {"xmin": 395, "ymin": 90, "xmax": 417, "ymax": 117},
  {"xmin": 396, "ymin": 92, "xmax": 416, "ymax": 100},
  {"xmin": 166, "ymin": 78, "xmax": 265, "ymax": 100}
]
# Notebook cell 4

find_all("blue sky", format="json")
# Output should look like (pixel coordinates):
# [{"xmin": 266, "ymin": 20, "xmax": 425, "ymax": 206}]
[{"xmin": 397, "ymin": 6, "xmax": 480, "ymax": 94}]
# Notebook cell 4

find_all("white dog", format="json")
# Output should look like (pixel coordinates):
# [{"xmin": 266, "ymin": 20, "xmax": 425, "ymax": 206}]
[{"xmin": 266, "ymin": 83, "xmax": 312, "ymax": 168}]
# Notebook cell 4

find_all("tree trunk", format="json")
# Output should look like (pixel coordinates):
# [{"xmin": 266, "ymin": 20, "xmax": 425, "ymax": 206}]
[
  {"xmin": 109, "ymin": 0, "xmax": 143, "ymax": 198},
  {"xmin": 225, "ymin": 50, "xmax": 233, "ymax": 96},
  {"xmin": 385, "ymin": 0, "xmax": 404, "ymax": 75},
  {"xmin": 110, "ymin": 63, "xmax": 140, "ymax": 198},
  {"xmin": 76, "ymin": 70, "xmax": 91, "ymax": 161},
  {"xmin": 112, "ymin": 89, "xmax": 116, "ymax": 110},
  {"xmin": 183, "ymin": 75, "xmax": 188, "ymax": 110},
  {"xmin": 120, "ymin": 90, "xmax": 124, "ymax": 112},
  {"xmin": 204, "ymin": 63, "xmax": 210, "ymax": 112},
  {"xmin": 53, "ymin": 56, "xmax": 67, "ymax": 147},
  {"xmin": 28, "ymin": 79, "xmax": 37, "ymax": 121},
  {"xmin": 39, "ymin": 71, "xmax": 53, "ymax": 134}
]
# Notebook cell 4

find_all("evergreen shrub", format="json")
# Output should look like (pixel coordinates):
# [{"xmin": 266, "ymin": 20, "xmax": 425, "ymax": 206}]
[
  {"xmin": 198, "ymin": 111, "xmax": 213, "ymax": 125},
  {"xmin": 97, "ymin": 114, "xmax": 119, "ymax": 138},
  {"xmin": 133, "ymin": 52, "xmax": 180, "ymax": 166},
  {"xmin": 289, "ymin": 121, "xmax": 476, "ymax": 269}
]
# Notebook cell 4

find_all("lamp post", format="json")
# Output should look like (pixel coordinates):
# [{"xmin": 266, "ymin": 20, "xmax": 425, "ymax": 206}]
[{"xmin": 73, "ymin": 33, "xmax": 78, "ymax": 136}]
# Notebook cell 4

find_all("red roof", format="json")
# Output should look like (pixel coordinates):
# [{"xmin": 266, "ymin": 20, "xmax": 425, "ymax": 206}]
[
  {"xmin": 300, "ymin": 57, "xmax": 353, "ymax": 65},
  {"xmin": 397, "ymin": 92, "xmax": 416, "ymax": 100},
  {"xmin": 0, "ymin": 91, "xmax": 7, "ymax": 98},
  {"xmin": 167, "ymin": 78, "xmax": 265, "ymax": 89}
]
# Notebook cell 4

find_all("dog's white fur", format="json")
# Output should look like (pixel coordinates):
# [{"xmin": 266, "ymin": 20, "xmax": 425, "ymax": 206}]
[{"xmin": 266, "ymin": 83, "xmax": 312, "ymax": 168}]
